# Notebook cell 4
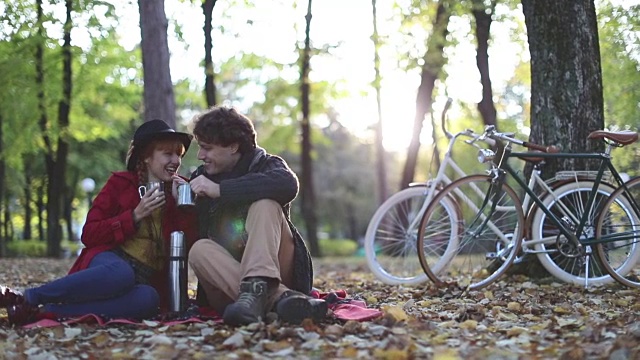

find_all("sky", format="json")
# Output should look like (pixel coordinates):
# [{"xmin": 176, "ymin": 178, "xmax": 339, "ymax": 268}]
[{"xmin": 102, "ymin": 0, "xmax": 526, "ymax": 151}]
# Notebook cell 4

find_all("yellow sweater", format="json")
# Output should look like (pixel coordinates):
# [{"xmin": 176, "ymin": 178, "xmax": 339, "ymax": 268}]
[{"xmin": 120, "ymin": 209, "xmax": 164, "ymax": 270}]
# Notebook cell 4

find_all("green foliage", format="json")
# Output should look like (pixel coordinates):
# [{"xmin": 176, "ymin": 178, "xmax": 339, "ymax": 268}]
[
  {"xmin": 318, "ymin": 238, "xmax": 358, "ymax": 257},
  {"xmin": 6, "ymin": 239, "xmax": 80, "ymax": 257},
  {"xmin": 598, "ymin": 3, "xmax": 640, "ymax": 176}
]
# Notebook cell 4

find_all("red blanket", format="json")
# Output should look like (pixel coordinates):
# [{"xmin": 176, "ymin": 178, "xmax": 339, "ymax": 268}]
[{"xmin": 24, "ymin": 290, "xmax": 382, "ymax": 328}]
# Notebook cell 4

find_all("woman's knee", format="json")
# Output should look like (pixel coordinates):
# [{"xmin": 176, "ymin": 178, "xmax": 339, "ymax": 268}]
[
  {"xmin": 130, "ymin": 285, "xmax": 159, "ymax": 317},
  {"xmin": 91, "ymin": 252, "xmax": 136, "ymax": 287}
]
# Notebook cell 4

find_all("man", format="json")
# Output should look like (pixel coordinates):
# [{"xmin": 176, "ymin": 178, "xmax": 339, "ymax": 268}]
[{"xmin": 187, "ymin": 106, "xmax": 327, "ymax": 326}]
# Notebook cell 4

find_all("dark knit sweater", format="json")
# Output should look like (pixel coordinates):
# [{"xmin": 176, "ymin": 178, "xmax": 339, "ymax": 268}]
[{"xmin": 190, "ymin": 147, "xmax": 313, "ymax": 295}]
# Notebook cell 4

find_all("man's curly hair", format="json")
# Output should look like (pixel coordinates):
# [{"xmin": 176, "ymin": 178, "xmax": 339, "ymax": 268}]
[{"xmin": 191, "ymin": 106, "xmax": 257, "ymax": 154}]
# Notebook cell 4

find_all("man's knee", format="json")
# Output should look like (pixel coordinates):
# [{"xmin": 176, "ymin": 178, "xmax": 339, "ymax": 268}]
[
  {"xmin": 189, "ymin": 238, "xmax": 225, "ymax": 267},
  {"xmin": 249, "ymin": 199, "xmax": 282, "ymax": 213}
]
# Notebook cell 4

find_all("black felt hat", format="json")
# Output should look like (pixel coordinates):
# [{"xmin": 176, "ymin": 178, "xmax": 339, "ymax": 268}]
[{"xmin": 126, "ymin": 119, "xmax": 193, "ymax": 171}]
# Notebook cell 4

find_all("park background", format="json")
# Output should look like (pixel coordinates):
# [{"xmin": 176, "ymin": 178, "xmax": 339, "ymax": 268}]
[{"xmin": 0, "ymin": 0, "xmax": 639, "ymax": 258}]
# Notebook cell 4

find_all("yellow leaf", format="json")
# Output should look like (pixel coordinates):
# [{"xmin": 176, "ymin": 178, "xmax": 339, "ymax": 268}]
[
  {"xmin": 460, "ymin": 320, "xmax": 478, "ymax": 330},
  {"xmin": 381, "ymin": 305, "xmax": 408, "ymax": 322},
  {"xmin": 553, "ymin": 306, "xmax": 571, "ymax": 314},
  {"xmin": 507, "ymin": 302, "xmax": 521, "ymax": 312}
]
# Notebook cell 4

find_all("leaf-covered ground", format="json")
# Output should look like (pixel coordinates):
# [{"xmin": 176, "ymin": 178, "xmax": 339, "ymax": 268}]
[{"xmin": 1, "ymin": 257, "xmax": 639, "ymax": 359}]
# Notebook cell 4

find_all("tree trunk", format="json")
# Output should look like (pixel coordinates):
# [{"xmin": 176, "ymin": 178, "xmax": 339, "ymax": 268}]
[
  {"xmin": 36, "ymin": 0, "xmax": 56, "ymax": 249},
  {"xmin": 400, "ymin": 0, "xmax": 451, "ymax": 189},
  {"xmin": 0, "ymin": 112, "xmax": 4, "ymax": 257},
  {"xmin": 203, "ymin": 0, "xmax": 218, "ymax": 107},
  {"xmin": 300, "ymin": 0, "xmax": 320, "ymax": 257},
  {"xmin": 138, "ymin": 0, "xmax": 176, "ymax": 127},
  {"xmin": 47, "ymin": 0, "xmax": 73, "ymax": 257},
  {"xmin": 23, "ymin": 157, "xmax": 33, "ymax": 240},
  {"xmin": 371, "ymin": 0, "xmax": 388, "ymax": 204},
  {"xmin": 522, "ymin": 0, "xmax": 604, "ymax": 176},
  {"xmin": 37, "ymin": 184, "xmax": 45, "ymax": 241},
  {"xmin": 3, "ymin": 192, "xmax": 11, "ymax": 244},
  {"xmin": 513, "ymin": 0, "xmax": 604, "ymax": 277},
  {"xmin": 472, "ymin": 0, "xmax": 497, "ymax": 128}
]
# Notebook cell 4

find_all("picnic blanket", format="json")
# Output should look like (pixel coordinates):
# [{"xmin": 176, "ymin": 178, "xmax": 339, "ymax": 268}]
[{"xmin": 23, "ymin": 289, "xmax": 382, "ymax": 328}]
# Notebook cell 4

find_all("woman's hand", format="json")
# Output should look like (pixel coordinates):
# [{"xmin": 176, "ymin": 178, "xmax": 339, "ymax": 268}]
[{"xmin": 133, "ymin": 187, "xmax": 165, "ymax": 224}]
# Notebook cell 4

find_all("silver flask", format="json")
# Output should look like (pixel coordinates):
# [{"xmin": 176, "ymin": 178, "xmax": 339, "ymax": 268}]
[{"xmin": 168, "ymin": 231, "xmax": 187, "ymax": 312}]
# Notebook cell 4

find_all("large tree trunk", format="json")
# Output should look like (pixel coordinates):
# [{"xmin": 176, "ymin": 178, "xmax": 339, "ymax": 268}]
[
  {"xmin": 46, "ymin": 0, "xmax": 73, "ymax": 257},
  {"xmin": 522, "ymin": 0, "xmax": 604, "ymax": 176},
  {"xmin": 139, "ymin": 0, "xmax": 176, "ymax": 127},
  {"xmin": 371, "ymin": 0, "xmax": 388, "ymax": 205},
  {"xmin": 472, "ymin": 0, "xmax": 497, "ymax": 128},
  {"xmin": 203, "ymin": 0, "xmax": 218, "ymax": 107},
  {"xmin": 300, "ymin": 0, "xmax": 320, "ymax": 257},
  {"xmin": 399, "ymin": 0, "xmax": 451, "ymax": 190},
  {"xmin": 514, "ymin": 0, "xmax": 604, "ymax": 277}
]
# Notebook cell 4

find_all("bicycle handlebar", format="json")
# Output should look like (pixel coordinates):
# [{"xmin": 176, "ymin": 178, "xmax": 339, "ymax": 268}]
[{"xmin": 483, "ymin": 125, "xmax": 558, "ymax": 153}]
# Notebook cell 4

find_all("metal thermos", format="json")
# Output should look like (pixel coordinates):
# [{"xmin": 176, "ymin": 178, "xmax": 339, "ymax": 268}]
[{"xmin": 168, "ymin": 231, "xmax": 187, "ymax": 312}]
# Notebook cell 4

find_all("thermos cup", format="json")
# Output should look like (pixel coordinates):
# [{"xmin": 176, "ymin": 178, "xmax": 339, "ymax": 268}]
[
  {"xmin": 168, "ymin": 231, "xmax": 187, "ymax": 312},
  {"xmin": 138, "ymin": 181, "xmax": 164, "ymax": 198},
  {"xmin": 177, "ymin": 183, "xmax": 195, "ymax": 207}
]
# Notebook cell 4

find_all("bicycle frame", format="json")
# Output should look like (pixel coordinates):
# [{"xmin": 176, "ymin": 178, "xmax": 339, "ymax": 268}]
[
  {"xmin": 404, "ymin": 130, "xmax": 489, "ymax": 232},
  {"xmin": 496, "ymin": 145, "xmax": 640, "ymax": 250}
]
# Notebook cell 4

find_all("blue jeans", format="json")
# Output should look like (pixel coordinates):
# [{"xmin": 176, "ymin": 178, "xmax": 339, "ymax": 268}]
[{"xmin": 24, "ymin": 251, "xmax": 159, "ymax": 319}]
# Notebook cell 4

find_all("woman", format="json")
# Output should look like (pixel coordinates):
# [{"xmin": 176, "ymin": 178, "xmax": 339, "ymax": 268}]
[{"xmin": 0, "ymin": 119, "xmax": 197, "ymax": 326}]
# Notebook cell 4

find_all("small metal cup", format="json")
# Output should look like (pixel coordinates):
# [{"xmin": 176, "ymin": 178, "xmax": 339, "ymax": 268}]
[
  {"xmin": 138, "ymin": 181, "xmax": 164, "ymax": 198},
  {"xmin": 177, "ymin": 183, "xmax": 195, "ymax": 207}
]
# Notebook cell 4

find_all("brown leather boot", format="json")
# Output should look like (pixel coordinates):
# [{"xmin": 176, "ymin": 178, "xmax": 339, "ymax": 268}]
[
  {"xmin": 274, "ymin": 290, "xmax": 328, "ymax": 325},
  {"xmin": 0, "ymin": 286, "xmax": 24, "ymax": 308},
  {"xmin": 7, "ymin": 303, "xmax": 41, "ymax": 327},
  {"xmin": 222, "ymin": 278, "xmax": 270, "ymax": 326}
]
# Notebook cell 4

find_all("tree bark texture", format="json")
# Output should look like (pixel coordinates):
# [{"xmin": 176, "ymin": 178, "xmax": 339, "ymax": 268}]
[
  {"xmin": 400, "ymin": 0, "xmax": 451, "ymax": 190},
  {"xmin": 0, "ymin": 113, "xmax": 4, "ymax": 257},
  {"xmin": 203, "ymin": 0, "xmax": 217, "ymax": 107},
  {"xmin": 138, "ymin": 0, "xmax": 176, "ymax": 127},
  {"xmin": 47, "ymin": 0, "xmax": 73, "ymax": 257},
  {"xmin": 300, "ymin": 0, "xmax": 320, "ymax": 257},
  {"xmin": 371, "ymin": 0, "xmax": 388, "ymax": 204},
  {"xmin": 522, "ymin": 0, "xmax": 604, "ymax": 176},
  {"xmin": 472, "ymin": 0, "xmax": 497, "ymax": 128}
]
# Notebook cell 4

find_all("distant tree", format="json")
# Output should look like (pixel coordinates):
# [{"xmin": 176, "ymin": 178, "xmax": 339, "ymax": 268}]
[
  {"xmin": 202, "ymin": 0, "xmax": 218, "ymax": 107},
  {"xmin": 400, "ymin": 0, "xmax": 452, "ymax": 189},
  {"xmin": 371, "ymin": 0, "xmax": 388, "ymax": 205},
  {"xmin": 472, "ymin": 0, "xmax": 497, "ymax": 128},
  {"xmin": 138, "ymin": 0, "xmax": 176, "ymax": 127},
  {"xmin": 299, "ymin": 0, "xmax": 320, "ymax": 257}
]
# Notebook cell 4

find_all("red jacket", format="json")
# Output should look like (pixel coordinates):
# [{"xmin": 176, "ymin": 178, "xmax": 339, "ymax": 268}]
[{"xmin": 69, "ymin": 171, "xmax": 197, "ymax": 310}]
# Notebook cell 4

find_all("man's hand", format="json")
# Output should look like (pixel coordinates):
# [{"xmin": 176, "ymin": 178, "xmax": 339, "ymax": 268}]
[{"xmin": 189, "ymin": 175, "xmax": 221, "ymax": 199}]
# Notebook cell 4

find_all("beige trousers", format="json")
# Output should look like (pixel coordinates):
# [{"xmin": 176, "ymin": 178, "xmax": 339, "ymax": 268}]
[{"xmin": 188, "ymin": 199, "xmax": 295, "ymax": 312}]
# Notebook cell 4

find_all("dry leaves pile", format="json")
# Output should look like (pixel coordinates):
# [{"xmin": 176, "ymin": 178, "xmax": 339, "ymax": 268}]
[{"xmin": 1, "ymin": 257, "xmax": 639, "ymax": 359}]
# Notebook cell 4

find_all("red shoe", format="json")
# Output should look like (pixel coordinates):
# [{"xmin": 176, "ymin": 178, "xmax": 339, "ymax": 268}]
[
  {"xmin": 0, "ymin": 286, "xmax": 24, "ymax": 307},
  {"xmin": 7, "ymin": 303, "xmax": 41, "ymax": 326}
]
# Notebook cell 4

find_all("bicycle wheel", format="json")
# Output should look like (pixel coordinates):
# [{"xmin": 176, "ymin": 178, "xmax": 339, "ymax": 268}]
[
  {"xmin": 364, "ymin": 186, "xmax": 459, "ymax": 285},
  {"xmin": 529, "ymin": 181, "xmax": 618, "ymax": 285},
  {"xmin": 594, "ymin": 176, "xmax": 640, "ymax": 288},
  {"xmin": 417, "ymin": 175, "xmax": 525, "ymax": 290}
]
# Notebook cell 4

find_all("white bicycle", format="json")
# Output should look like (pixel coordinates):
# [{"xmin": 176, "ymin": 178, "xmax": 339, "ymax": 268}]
[{"xmin": 364, "ymin": 100, "xmax": 494, "ymax": 285}]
